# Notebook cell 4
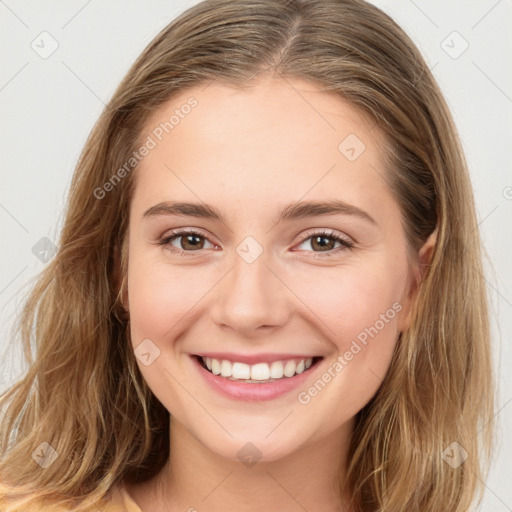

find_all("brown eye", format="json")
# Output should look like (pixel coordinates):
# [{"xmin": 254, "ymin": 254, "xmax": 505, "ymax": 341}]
[
  {"xmin": 295, "ymin": 230, "xmax": 354, "ymax": 256},
  {"xmin": 310, "ymin": 234, "xmax": 337, "ymax": 252},
  {"xmin": 159, "ymin": 229, "xmax": 216, "ymax": 253},
  {"xmin": 179, "ymin": 233, "xmax": 205, "ymax": 250}
]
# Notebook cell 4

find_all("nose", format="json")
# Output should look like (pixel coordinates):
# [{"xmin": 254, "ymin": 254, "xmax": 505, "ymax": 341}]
[{"xmin": 209, "ymin": 250, "xmax": 292, "ymax": 336}]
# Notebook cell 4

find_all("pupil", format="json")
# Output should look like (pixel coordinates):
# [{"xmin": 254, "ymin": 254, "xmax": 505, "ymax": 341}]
[
  {"xmin": 183, "ymin": 234, "xmax": 203, "ymax": 250},
  {"xmin": 313, "ymin": 235, "xmax": 333, "ymax": 251},
  {"xmin": 180, "ymin": 235, "xmax": 335, "ymax": 251}
]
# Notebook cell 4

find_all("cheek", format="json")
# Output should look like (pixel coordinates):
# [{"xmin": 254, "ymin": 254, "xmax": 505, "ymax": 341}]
[
  {"xmin": 293, "ymin": 260, "xmax": 405, "ymax": 346},
  {"xmin": 125, "ymin": 250, "xmax": 216, "ymax": 411},
  {"xmin": 296, "ymin": 261, "xmax": 406, "ymax": 390},
  {"xmin": 127, "ymin": 256, "xmax": 209, "ymax": 344},
  {"xmin": 292, "ymin": 265, "xmax": 405, "ymax": 423}
]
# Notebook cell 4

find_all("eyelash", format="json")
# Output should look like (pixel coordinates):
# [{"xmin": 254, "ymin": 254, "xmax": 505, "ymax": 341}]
[{"xmin": 157, "ymin": 228, "xmax": 355, "ymax": 258}]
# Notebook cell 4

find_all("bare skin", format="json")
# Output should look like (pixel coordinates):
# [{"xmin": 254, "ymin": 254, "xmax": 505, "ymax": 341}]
[{"xmin": 121, "ymin": 76, "xmax": 435, "ymax": 511}]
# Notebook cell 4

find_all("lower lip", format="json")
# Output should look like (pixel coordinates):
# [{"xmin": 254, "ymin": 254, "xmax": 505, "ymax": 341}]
[{"xmin": 190, "ymin": 355, "xmax": 323, "ymax": 401}]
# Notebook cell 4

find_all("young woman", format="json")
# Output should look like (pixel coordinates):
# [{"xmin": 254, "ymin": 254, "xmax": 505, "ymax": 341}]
[{"xmin": 0, "ymin": 0, "xmax": 495, "ymax": 510}]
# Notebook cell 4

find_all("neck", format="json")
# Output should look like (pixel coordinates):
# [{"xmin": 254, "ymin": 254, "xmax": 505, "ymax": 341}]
[{"xmin": 136, "ymin": 416, "xmax": 356, "ymax": 512}]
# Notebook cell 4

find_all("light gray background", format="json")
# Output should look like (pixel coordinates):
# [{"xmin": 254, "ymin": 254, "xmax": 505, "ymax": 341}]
[{"xmin": 1, "ymin": 0, "xmax": 511, "ymax": 509}]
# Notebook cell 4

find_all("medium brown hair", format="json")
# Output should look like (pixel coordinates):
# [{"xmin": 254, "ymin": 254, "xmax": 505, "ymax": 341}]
[{"xmin": 0, "ymin": 0, "xmax": 495, "ymax": 510}]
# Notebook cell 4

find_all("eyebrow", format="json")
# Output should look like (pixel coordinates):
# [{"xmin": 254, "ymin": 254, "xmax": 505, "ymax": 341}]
[{"xmin": 143, "ymin": 199, "xmax": 377, "ymax": 226}]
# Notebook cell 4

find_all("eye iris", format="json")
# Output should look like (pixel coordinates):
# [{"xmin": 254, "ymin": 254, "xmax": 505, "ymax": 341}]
[
  {"xmin": 182, "ymin": 234, "xmax": 204, "ymax": 250},
  {"xmin": 312, "ymin": 235, "xmax": 335, "ymax": 251},
  {"xmin": 170, "ymin": 233, "xmax": 342, "ymax": 252}
]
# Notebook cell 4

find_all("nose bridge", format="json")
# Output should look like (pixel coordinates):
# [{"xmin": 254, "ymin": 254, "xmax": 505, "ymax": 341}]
[{"xmin": 210, "ymin": 243, "xmax": 290, "ymax": 332}]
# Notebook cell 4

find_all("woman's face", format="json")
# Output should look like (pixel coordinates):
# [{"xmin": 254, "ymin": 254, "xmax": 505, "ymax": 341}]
[{"xmin": 125, "ymin": 76, "xmax": 421, "ymax": 462}]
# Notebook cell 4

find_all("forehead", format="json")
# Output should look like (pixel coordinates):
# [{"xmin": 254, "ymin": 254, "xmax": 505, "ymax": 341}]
[
  {"xmin": 131, "ymin": 77, "xmax": 396, "ymax": 225},
  {"xmin": 141, "ymin": 76, "xmax": 379, "ymax": 157}
]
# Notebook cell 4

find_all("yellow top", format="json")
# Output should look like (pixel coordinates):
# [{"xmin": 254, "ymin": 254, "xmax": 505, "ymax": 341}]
[{"xmin": 0, "ymin": 484, "xmax": 142, "ymax": 512}]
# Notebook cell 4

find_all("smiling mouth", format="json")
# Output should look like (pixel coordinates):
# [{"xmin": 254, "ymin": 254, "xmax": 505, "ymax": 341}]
[{"xmin": 193, "ymin": 355, "xmax": 324, "ymax": 383}]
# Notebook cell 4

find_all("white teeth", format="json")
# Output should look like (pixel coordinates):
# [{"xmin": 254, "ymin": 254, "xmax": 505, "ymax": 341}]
[
  {"xmin": 250, "ymin": 363, "xmax": 270, "ymax": 381},
  {"xmin": 232, "ymin": 362, "xmax": 251, "ymax": 380},
  {"xmin": 220, "ymin": 360, "xmax": 231, "ymax": 377},
  {"xmin": 211, "ymin": 358, "xmax": 221, "ymax": 375},
  {"xmin": 200, "ymin": 356, "xmax": 317, "ymax": 382},
  {"xmin": 283, "ymin": 360, "xmax": 296, "ymax": 377},
  {"xmin": 270, "ymin": 361, "xmax": 284, "ymax": 379}
]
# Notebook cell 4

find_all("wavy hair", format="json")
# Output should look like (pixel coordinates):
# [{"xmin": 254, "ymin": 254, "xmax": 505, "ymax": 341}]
[{"xmin": 0, "ymin": 0, "xmax": 495, "ymax": 510}]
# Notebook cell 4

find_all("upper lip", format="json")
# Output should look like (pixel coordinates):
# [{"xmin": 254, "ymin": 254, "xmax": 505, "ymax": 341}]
[{"xmin": 193, "ymin": 352, "xmax": 321, "ymax": 365}]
